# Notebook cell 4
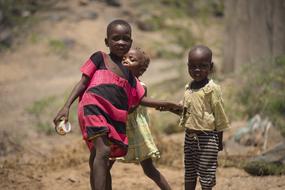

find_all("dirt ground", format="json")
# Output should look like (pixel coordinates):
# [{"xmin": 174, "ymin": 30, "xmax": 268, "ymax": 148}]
[{"xmin": 1, "ymin": 0, "xmax": 285, "ymax": 190}]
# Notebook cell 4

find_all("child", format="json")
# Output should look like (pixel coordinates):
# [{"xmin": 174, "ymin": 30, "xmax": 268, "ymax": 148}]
[
  {"xmin": 53, "ymin": 19, "xmax": 180, "ymax": 190},
  {"xmin": 163, "ymin": 45, "xmax": 229, "ymax": 190},
  {"xmin": 181, "ymin": 45, "xmax": 229, "ymax": 190},
  {"xmin": 122, "ymin": 48, "xmax": 171, "ymax": 190}
]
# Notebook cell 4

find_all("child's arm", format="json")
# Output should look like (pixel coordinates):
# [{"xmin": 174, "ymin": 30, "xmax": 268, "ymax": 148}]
[
  {"xmin": 167, "ymin": 107, "xmax": 183, "ymax": 115},
  {"xmin": 155, "ymin": 100, "xmax": 183, "ymax": 116},
  {"xmin": 217, "ymin": 131, "xmax": 223, "ymax": 151},
  {"xmin": 140, "ymin": 97, "xmax": 183, "ymax": 114},
  {"xmin": 53, "ymin": 74, "xmax": 90, "ymax": 125}
]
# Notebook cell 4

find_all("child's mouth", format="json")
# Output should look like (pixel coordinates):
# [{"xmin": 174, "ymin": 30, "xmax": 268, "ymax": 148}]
[{"xmin": 194, "ymin": 73, "xmax": 201, "ymax": 77}]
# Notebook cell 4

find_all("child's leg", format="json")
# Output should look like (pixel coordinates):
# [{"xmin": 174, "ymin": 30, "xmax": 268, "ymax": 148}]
[
  {"xmin": 89, "ymin": 147, "xmax": 116, "ymax": 190},
  {"xmin": 89, "ymin": 148, "xmax": 96, "ymax": 190},
  {"xmin": 197, "ymin": 132, "xmax": 218, "ymax": 190},
  {"xmin": 201, "ymin": 187, "xmax": 212, "ymax": 190},
  {"xmin": 184, "ymin": 132, "xmax": 198, "ymax": 190},
  {"xmin": 140, "ymin": 158, "xmax": 171, "ymax": 190},
  {"xmin": 106, "ymin": 160, "xmax": 116, "ymax": 190},
  {"xmin": 90, "ymin": 135, "xmax": 111, "ymax": 190},
  {"xmin": 185, "ymin": 180, "xmax": 197, "ymax": 190}
]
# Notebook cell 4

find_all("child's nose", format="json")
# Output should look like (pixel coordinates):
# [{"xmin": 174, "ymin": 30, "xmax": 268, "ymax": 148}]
[{"xmin": 118, "ymin": 39, "xmax": 128, "ymax": 45}]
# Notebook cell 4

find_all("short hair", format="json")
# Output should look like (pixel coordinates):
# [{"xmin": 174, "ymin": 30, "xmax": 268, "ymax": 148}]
[
  {"xmin": 189, "ymin": 45, "xmax": 212, "ymax": 61},
  {"xmin": 132, "ymin": 47, "xmax": 150, "ymax": 66},
  {"xmin": 106, "ymin": 19, "xmax": 132, "ymax": 37}
]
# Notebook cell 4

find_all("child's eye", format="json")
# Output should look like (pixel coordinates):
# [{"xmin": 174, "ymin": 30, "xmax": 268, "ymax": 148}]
[
  {"xmin": 122, "ymin": 36, "xmax": 132, "ymax": 42},
  {"xmin": 200, "ymin": 63, "xmax": 209, "ymax": 68},
  {"xmin": 112, "ymin": 36, "xmax": 121, "ymax": 41},
  {"xmin": 128, "ymin": 56, "xmax": 136, "ymax": 62},
  {"xmin": 188, "ymin": 63, "xmax": 210, "ymax": 70}
]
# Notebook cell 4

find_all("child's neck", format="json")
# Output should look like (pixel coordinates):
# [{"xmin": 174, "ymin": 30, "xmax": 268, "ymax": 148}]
[
  {"xmin": 109, "ymin": 52, "xmax": 122, "ymax": 64},
  {"xmin": 190, "ymin": 78, "xmax": 209, "ymax": 89}
]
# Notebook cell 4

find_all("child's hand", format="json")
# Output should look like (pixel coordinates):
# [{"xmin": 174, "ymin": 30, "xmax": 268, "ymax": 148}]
[
  {"xmin": 217, "ymin": 132, "xmax": 224, "ymax": 151},
  {"xmin": 156, "ymin": 102, "xmax": 183, "ymax": 115},
  {"xmin": 53, "ymin": 106, "xmax": 69, "ymax": 126}
]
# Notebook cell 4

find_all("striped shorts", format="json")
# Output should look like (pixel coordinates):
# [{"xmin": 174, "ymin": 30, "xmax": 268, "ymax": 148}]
[{"xmin": 184, "ymin": 131, "xmax": 219, "ymax": 188}]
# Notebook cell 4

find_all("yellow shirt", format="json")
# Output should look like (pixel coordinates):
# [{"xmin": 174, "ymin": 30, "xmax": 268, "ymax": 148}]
[{"xmin": 179, "ymin": 80, "xmax": 229, "ymax": 131}]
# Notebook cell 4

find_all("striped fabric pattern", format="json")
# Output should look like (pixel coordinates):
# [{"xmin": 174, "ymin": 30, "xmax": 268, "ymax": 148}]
[
  {"xmin": 184, "ymin": 131, "xmax": 218, "ymax": 188},
  {"xmin": 77, "ymin": 51, "xmax": 145, "ymax": 158}
]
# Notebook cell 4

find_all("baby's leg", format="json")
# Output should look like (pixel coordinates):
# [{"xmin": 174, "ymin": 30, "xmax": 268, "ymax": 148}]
[
  {"xmin": 91, "ymin": 135, "xmax": 111, "ymax": 190},
  {"xmin": 140, "ymin": 158, "xmax": 171, "ymax": 190}
]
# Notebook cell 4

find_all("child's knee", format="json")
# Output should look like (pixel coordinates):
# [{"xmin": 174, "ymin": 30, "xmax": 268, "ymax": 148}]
[
  {"xmin": 89, "ymin": 148, "xmax": 96, "ymax": 168},
  {"xmin": 96, "ymin": 144, "xmax": 110, "ymax": 160},
  {"xmin": 200, "ymin": 177, "xmax": 215, "ymax": 190},
  {"xmin": 93, "ymin": 136, "xmax": 111, "ymax": 159},
  {"xmin": 96, "ymin": 145, "xmax": 111, "ymax": 160}
]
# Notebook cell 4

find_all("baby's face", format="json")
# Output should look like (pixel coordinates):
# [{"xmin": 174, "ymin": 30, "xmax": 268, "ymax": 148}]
[{"xmin": 123, "ymin": 49, "xmax": 149, "ymax": 77}]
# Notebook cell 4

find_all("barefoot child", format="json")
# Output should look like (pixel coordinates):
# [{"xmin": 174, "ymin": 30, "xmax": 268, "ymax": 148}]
[
  {"xmin": 53, "ymin": 19, "xmax": 180, "ymax": 190},
  {"xmin": 161, "ymin": 45, "xmax": 229, "ymax": 190},
  {"xmin": 181, "ymin": 45, "xmax": 229, "ymax": 190},
  {"xmin": 123, "ymin": 48, "xmax": 171, "ymax": 190}
]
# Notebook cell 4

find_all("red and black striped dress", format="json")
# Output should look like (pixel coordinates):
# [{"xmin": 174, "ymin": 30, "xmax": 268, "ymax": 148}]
[{"xmin": 78, "ymin": 51, "xmax": 145, "ymax": 158}]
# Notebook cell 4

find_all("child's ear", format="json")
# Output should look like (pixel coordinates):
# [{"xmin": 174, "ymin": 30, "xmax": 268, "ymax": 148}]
[
  {"xmin": 210, "ymin": 62, "xmax": 214, "ymax": 70},
  {"xmin": 104, "ymin": 38, "xmax": 109, "ymax": 47}
]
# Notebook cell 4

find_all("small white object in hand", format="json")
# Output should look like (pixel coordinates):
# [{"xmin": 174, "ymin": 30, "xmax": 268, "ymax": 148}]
[{"xmin": 55, "ymin": 119, "xmax": 71, "ymax": 135}]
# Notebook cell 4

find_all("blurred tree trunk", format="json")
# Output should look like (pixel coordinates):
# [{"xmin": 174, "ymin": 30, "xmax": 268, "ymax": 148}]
[{"xmin": 223, "ymin": 0, "xmax": 285, "ymax": 73}]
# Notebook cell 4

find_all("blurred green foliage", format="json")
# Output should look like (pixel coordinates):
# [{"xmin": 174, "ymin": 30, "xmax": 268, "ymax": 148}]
[
  {"xmin": 48, "ymin": 39, "xmax": 68, "ymax": 56},
  {"xmin": 27, "ymin": 91, "xmax": 78, "ymax": 135},
  {"xmin": 135, "ymin": 0, "xmax": 224, "ymax": 18},
  {"xmin": 27, "ymin": 96, "xmax": 57, "ymax": 135},
  {"xmin": 244, "ymin": 161, "xmax": 285, "ymax": 176},
  {"xmin": 0, "ymin": 0, "xmax": 48, "ymax": 27},
  {"xmin": 218, "ymin": 155, "xmax": 247, "ymax": 169},
  {"xmin": 133, "ymin": 0, "xmax": 224, "ymax": 59},
  {"xmin": 227, "ymin": 56, "xmax": 285, "ymax": 136},
  {"xmin": 167, "ymin": 26, "xmax": 195, "ymax": 49},
  {"xmin": 0, "ymin": 0, "xmax": 52, "ymax": 51}
]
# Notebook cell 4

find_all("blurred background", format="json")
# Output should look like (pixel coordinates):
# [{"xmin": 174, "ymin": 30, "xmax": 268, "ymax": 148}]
[{"xmin": 0, "ymin": 0, "xmax": 284, "ymax": 189}]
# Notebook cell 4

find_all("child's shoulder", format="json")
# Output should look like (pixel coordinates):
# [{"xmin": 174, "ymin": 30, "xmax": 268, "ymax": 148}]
[
  {"xmin": 205, "ymin": 80, "xmax": 223, "ymax": 101},
  {"xmin": 90, "ymin": 51, "xmax": 104, "ymax": 59},
  {"xmin": 88, "ymin": 51, "xmax": 106, "ymax": 66},
  {"xmin": 207, "ymin": 80, "xmax": 221, "ymax": 92},
  {"xmin": 184, "ymin": 83, "xmax": 190, "ymax": 90}
]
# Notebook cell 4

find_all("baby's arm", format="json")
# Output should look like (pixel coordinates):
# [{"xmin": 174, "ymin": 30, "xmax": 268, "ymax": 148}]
[{"xmin": 53, "ymin": 74, "xmax": 90, "ymax": 125}]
